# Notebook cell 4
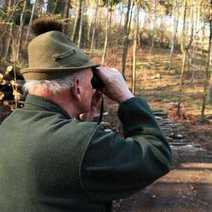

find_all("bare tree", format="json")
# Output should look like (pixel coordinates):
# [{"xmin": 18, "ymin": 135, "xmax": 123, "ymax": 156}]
[
  {"xmin": 177, "ymin": 0, "xmax": 195, "ymax": 116},
  {"xmin": 72, "ymin": 0, "xmax": 83, "ymax": 42},
  {"xmin": 121, "ymin": 0, "xmax": 133, "ymax": 77},
  {"xmin": 132, "ymin": 4, "xmax": 139, "ymax": 94},
  {"xmin": 15, "ymin": 0, "xmax": 27, "ymax": 63},
  {"xmin": 78, "ymin": 3, "xmax": 84, "ymax": 48},
  {"xmin": 168, "ymin": 0, "xmax": 180, "ymax": 71},
  {"xmin": 90, "ymin": 0, "xmax": 99, "ymax": 51},
  {"xmin": 149, "ymin": 0, "xmax": 157, "ymax": 55},
  {"xmin": 208, "ymin": 76, "xmax": 212, "ymax": 104},
  {"xmin": 3, "ymin": 23, "xmax": 13, "ymax": 61},
  {"xmin": 63, "ymin": 0, "xmax": 71, "ymax": 33},
  {"xmin": 201, "ymin": 0, "xmax": 212, "ymax": 119},
  {"xmin": 63, "ymin": 0, "xmax": 70, "ymax": 18},
  {"xmin": 25, "ymin": 0, "xmax": 38, "ymax": 44},
  {"xmin": 2, "ymin": 0, "xmax": 20, "ymax": 62},
  {"xmin": 101, "ymin": 1, "xmax": 112, "ymax": 64}
]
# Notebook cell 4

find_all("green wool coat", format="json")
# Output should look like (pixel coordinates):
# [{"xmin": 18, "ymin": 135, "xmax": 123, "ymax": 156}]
[{"xmin": 0, "ymin": 95, "xmax": 172, "ymax": 212}]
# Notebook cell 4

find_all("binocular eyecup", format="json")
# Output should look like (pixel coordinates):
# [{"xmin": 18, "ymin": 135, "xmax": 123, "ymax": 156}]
[{"xmin": 91, "ymin": 68, "xmax": 104, "ymax": 89}]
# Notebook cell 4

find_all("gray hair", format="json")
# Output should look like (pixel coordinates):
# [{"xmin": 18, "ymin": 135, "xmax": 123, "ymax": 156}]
[{"xmin": 24, "ymin": 74, "xmax": 76, "ymax": 95}]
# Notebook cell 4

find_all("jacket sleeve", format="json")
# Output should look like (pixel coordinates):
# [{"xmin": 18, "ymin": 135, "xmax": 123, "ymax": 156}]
[{"xmin": 81, "ymin": 97, "xmax": 172, "ymax": 202}]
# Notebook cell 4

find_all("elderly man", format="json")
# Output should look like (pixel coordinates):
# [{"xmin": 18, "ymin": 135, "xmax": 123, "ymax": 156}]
[{"xmin": 0, "ymin": 19, "xmax": 171, "ymax": 212}]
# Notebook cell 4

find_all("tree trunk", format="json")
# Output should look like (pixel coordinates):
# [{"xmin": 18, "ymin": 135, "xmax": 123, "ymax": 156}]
[
  {"xmin": 63, "ymin": 0, "xmax": 70, "ymax": 18},
  {"xmin": 87, "ymin": 15, "xmax": 93, "ymax": 46},
  {"xmin": 127, "ymin": 1, "xmax": 134, "ymax": 33},
  {"xmin": 177, "ymin": 50, "xmax": 187, "ymax": 116},
  {"xmin": 190, "ymin": 1, "xmax": 201, "ymax": 81},
  {"xmin": 8, "ymin": 0, "xmax": 15, "ymax": 9},
  {"xmin": 62, "ymin": 0, "xmax": 70, "ymax": 33},
  {"xmin": 72, "ymin": 0, "xmax": 83, "ymax": 42},
  {"xmin": 208, "ymin": 76, "xmax": 212, "ymax": 104},
  {"xmin": 168, "ymin": 0, "xmax": 179, "ymax": 71},
  {"xmin": 177, "ymin": 0, "xmax": 188, "ymax": 116},
  {"xmin": 3, "ymin": 23, "xmax": 13, "ymax": 61},
  {"xmin": 87, "ymin": 2, "xmax": 96, "ymax": 48},
  {"xmin": 149, "ymin": 0, "xmax": 157, "ymax": 55},
  {"xmin": 132, "ymin": 6, "xmax": 139, "ymax": 94},
  {"xmin": 186, "ymin": 1, "xmax": 194, "ymax": 73},
  {"xmin": 119, "ymin": 3, "xmax": 123, "ymax": 28},
  {"xmin": 78, "ymin": 4, "xmax": 83, "ymax": 48},
  {"xmin": 25, "ymin": 0, "xmax": 38, "ymax": 44},
  {"xmin": 201, "ymin": 6, "xmax": 212, "ymax": 119},
  {"xmin": 90, "ymin": 0, "xmax": 99, "ymax": 51},
  {"xmin": 121, "ymin": 0, "xmax": 132, "ymax": 77},
  {"xmin": 53, "ymin": 0, "xmax": 59, "ymax": 14},
  {"xmin": 15, "ymin": 0, "xmax": 27, "ymax": 63},
  {"xmin": 101, "ymin": 4, "xmax": 112, "ymax": 64},
  {"xmin": 47, "ymin": 0, "xmax": 67, "ymax": 16}
]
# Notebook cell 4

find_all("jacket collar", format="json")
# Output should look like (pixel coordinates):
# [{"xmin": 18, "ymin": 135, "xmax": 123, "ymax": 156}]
[{"xmin": 23, "ymin": 95, "xmax": 71, "ymax": 119}]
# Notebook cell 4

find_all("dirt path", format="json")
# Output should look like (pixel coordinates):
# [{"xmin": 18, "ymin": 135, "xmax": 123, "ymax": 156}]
[
  {"xmin": 113, "ymin": 110, "xmax": 212, "ymax": 212},
  {"xmin": 113, "ymin": 162, "xmax": 212, "ymax": 212}
]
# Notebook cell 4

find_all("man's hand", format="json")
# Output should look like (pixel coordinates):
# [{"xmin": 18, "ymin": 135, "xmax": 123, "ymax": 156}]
[{"xmin": 95, "ymin": 67, "xmax": 134, "ymax": 103}]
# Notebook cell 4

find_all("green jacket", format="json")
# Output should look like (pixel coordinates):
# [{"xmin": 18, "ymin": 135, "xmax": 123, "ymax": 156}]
[{"xmin": 0, "ymin": 95, "xmax": 171, "ymax": 212}]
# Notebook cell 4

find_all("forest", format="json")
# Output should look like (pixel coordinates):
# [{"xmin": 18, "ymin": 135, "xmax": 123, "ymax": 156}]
[{"xmin": 0, "ymin": 0, "xmax": 212, "ymax": 211}]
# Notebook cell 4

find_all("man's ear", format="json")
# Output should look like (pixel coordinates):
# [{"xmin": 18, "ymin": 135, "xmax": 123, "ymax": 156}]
[{"xmin": 70, "ymin": 79, "xmax": 81, "ymax": 101}]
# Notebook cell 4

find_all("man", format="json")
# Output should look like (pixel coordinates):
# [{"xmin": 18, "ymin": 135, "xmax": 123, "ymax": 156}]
[{"xmin": 0, "ymin": 19, "xmax": 171, "ymax": 212}]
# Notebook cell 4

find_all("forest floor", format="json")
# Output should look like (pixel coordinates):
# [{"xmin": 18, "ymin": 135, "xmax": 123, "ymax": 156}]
[{"xmin": 92, "ymin": 47, "xmax": 212, "ymax": 212}]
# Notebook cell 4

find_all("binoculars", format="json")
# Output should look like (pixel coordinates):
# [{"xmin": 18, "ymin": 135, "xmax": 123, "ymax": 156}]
[
  {"xmin": 91, "ymin": 69, "xmax": 104, "ymax": 89},
  {"xmin": 91, "ymin": 68, "xmax": 125, "ymax": 89}
]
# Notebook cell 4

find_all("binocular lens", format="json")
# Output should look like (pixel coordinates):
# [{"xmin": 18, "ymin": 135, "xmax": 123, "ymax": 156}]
[{"xmin": 91, "ymin": 71, "xmax": 103, "ymax": 89}]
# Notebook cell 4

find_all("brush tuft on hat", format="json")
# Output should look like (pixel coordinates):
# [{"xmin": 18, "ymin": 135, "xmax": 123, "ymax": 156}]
[{"xmin": 31, "ymin": 17, "xmax": 64, "ymax": 36}]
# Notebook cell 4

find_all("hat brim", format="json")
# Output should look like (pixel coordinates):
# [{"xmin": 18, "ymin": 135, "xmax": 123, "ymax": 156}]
[{"xmin": 20, "ymin": 63, "xmax": 100, "ymax": 80}]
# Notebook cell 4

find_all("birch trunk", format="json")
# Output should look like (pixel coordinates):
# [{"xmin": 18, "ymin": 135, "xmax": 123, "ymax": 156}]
[
  {"xmin": 132, "ymin": 6, "xmax": 139, "ymax": 94},
  {"xmin": 168, "ymin": 0, "xmax": 179, "ymax": 71},
  {"xmin": 177, "ymin": 0, "xmax": 188, "ymax": 116},
  {"xmin": 101, "ymin": 4, "xmax": 112, "ymax": 64},
  {"xmin": 121, "ymin": 0, "xmax": 132, "ymax": 77},
  {"xmin": 25, "ymin": 0, "xmax": 38, "ymax": 44}
]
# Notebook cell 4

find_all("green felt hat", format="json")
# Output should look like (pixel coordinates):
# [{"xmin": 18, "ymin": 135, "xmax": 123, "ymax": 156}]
[{"xmin": 21, "ymin": 31, "xmax": 99, "ymax": 80}]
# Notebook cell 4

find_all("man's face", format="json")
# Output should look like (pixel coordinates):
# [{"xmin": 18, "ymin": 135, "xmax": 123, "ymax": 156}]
[{"xmin": 76, "ymin": 69, "xmax": 94, "ymax": 114}]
